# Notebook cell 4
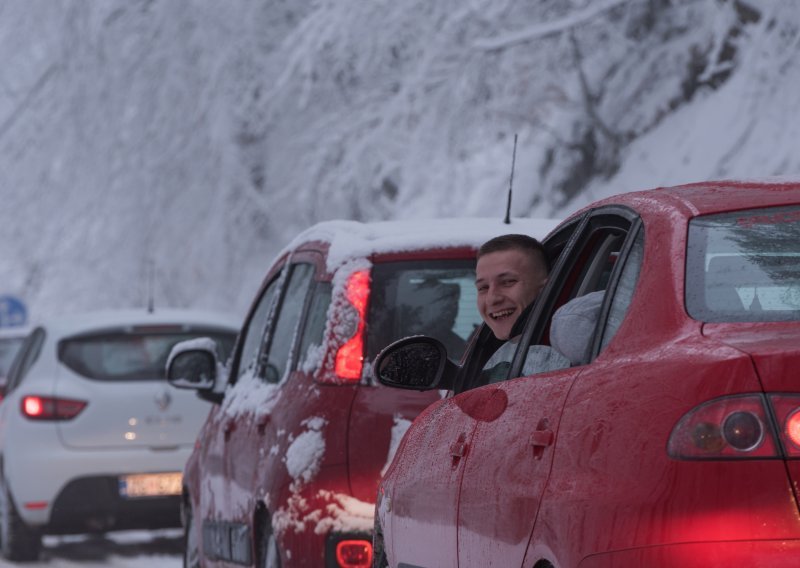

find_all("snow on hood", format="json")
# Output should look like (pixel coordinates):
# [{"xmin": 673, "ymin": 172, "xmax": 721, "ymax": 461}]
[{"xmin": 280, "ymin": 217, "xmax": 560, "ymax": 272}]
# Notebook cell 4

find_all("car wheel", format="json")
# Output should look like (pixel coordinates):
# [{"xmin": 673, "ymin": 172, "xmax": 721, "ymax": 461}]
[
  {"xmin": 183, "ymin": 501, "xmax": 201, "ymax": 568},
  {"xmin": 0, "ymin": 477, "xmax": 41, "ymax": 561},
  {"xmin": 257, "ymin": 515, "xmax": 281, "ymax": 568}
]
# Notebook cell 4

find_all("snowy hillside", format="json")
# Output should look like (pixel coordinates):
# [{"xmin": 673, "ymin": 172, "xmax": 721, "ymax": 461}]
[{"xmin": 0, "ymin": 0, "xmax": 794, "ymax": 320}]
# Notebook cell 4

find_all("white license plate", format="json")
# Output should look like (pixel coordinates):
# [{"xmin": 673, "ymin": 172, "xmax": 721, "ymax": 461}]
[{"xmin": 119, "ymin": 472, "xmax": 182, "ymax": 498}]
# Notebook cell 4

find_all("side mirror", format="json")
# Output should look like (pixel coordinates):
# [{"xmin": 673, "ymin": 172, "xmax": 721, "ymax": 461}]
[
  {"xmin": 166, "ymin": 340, "xmax": 219, "ymax": 391},
  {"xmin": 374, "ymin": 336, "xmax": 456, "ymax": 391}
]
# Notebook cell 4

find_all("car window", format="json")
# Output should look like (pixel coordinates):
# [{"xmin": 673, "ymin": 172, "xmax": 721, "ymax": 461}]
[
  {"xmin": 60, "ymin": 328, "xmax": 236, "ymax": 382},
  {"xmin": 296, "ymin": 282, "xmax": 333, "ymax": 373},
  {"xmin": 237, "ymin": 275, "xmax": 282, "ymax": 382},
  {"xmin": 261, "ymin": 263, "xmax": 315, "ymax": 383},
  {"xmin": 508, "ymin": 213, "xmax": 639, "ymax": 378},
  {"xmin": 367, "ymin": 259, "xmax": 480, "ymax": 363},
  {"xmin": 686, "ymin": 205, "xmax": 800, "ymax": 322},
  {"xmin": 599, "ymin": 228, "xmax": 644, "ymax": 350},
  {"xmin": 0, "ymin": 336, "xmax": 25, "ymax": 377},
  {"xmin": 6, "ymin": 328, "xmax": 44, "ymax": 392}
]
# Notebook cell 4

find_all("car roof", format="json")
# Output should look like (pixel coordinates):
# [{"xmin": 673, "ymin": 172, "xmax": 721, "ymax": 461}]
[
  {"xmin": 32, "ymin": 308, "xmax": 241, "ymax": 339},
  {"xmin": 281, "ymin": 217, "xmax": 561, "ymax": 271},
  {"xmin": 589, "ymin": 179, "xmax": 800, "ymax": 218}
]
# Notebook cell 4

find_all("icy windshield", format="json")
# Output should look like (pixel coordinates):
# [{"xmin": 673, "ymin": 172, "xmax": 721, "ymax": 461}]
[
  {"xmin": 367, "ymin": 259, "xmax": 481, "ymax": 362},
  {"xmin": 59, "ymin": 327, "xmax": 236, "ymax": 381},
  {"xmin": 686, "ymin": 205, "xmax": 800, "ymax": 322}
]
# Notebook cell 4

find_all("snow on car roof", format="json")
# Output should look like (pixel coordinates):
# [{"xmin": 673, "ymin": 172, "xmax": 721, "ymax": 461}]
[
  {"xmin": 32, "ymin": 308, "xmax": 241, "ymax": 338},
  {"xmin": 282, "ymin": 217, "xmax": 561, "ymax": 271}
]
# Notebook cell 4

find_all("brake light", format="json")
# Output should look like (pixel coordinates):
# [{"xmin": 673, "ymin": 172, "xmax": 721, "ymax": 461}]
[
  {"xmin": 767, "ymin": 395, "xmax": 800, "ymax": 457},
  {"xmin": 667, "ymin": 394, "xmax": 779, "ymax": 459},
  {"xmin": 336, "ymin": 539, "xmax": 373, "ymax": 567},
  {"xmin": 21, "ymin": 396, "xmax": 87, "ymax": 421},
  {"xmin": 334, "ymin": 270, "xmax": 370, "ymax": 381}
]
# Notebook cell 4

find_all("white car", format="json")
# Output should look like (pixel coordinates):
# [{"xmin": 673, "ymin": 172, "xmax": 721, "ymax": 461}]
[{"xmin": 0, "ymin": 309, "xmax": 239, "ymax": 561}]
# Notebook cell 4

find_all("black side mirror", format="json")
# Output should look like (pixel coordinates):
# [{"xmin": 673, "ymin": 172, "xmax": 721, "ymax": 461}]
[
  {"xmin": 374, "ymin": 336, "xmax": 456, "ymax": 391},
  {"xmin": 167, "ymin": 343, "xmax": 218, "ymax": 391}
]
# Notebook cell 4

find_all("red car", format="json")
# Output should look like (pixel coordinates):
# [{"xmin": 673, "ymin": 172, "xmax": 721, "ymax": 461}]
[
  {"xmin": 374, "ymin": 181, "xmax": 800, "ymax": 567},
  {"xmin": 167, "ymin": 218, "xmax": 558, "ymax": 567}
]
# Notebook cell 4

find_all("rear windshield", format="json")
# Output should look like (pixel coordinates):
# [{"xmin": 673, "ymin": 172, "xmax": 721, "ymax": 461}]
[
  {"xmin": 686, "ymin": 205, "xmax": 800, "ymax": 322},
  {"xmin": 0, "ymin": 336, "xmax": 25, "ymax": 377},
  {"xmin": 59, "ymin": 327, "xmax": 237, "ymax": 381},
  {"xmin": 367, "ymin": 259, "xmax": 481, "ymax": 362}
]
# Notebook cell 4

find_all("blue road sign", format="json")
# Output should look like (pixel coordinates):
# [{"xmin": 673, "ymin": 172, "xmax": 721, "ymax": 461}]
[{"xmin": 0, "ymin": 296, "xmax": 27, "ymax": 328}]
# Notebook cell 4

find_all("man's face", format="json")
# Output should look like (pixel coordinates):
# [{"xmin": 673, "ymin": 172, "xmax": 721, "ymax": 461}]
[{"xmin": 475, "ymin": 249, "xmax": 547, "ymax": 340}]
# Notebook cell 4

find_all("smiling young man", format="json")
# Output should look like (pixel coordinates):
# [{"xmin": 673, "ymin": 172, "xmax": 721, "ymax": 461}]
[
  {"xmin": 476, "ymin": 234, "xmax": 549, "ymax": 340},
  {"xmin": 475, "ymin": 234, "xmax": 567, "ymax": 384}
]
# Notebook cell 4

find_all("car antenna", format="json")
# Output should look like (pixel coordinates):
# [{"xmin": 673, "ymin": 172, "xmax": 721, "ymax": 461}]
[
  {"xmin": 147, "ymin": 258, "xmax": 155, "ymax": 313},
  {"xmin": 504, "ymin": 133, "xmax": 517, "ymax": 225}
]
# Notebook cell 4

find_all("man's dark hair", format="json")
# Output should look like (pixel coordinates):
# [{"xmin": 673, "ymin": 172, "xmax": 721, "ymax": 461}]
[{"xmin": 477, "ymin": 234, "xmax": 549, "ymax": 272}]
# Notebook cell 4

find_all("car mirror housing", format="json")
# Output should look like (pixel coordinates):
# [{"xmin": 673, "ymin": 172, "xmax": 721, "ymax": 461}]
[
  {"xmin": 374, "ymin": 336, "xmax": 455, "ymax": 391},
  {"xmin": 167, "ymin": 348, "xmax": 217, "ymax": 391}
]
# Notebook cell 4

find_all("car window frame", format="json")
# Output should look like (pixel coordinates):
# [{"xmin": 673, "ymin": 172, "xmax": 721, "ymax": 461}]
[
  {"xmin": 509, "ymin": 206, "xmax": 642, "ymax": 379},
  {"xmin": 258, "ymin": 261, "xmax": 316, "ymax": 384},
  {"xmin": 5, "ymin": 327, "xmax": 44, "ymax": 393}
]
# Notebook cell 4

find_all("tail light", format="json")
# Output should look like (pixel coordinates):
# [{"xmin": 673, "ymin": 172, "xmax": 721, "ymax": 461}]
[
  {"xmin": 767, "ymin": 395, "xmax": 800, "ymax": 457},
  {"xmin": 334, "ymin": 270, "xmax": 371, "ymax": 381},
  {"xmin": 336, "ymin": 539, "xmax": 373, "ymax": 568},
  {"xmin": 667, "ymin": 395, "xmax": 779, "ymax": 459},
  {"xmin": 21, "ymin": 395, "xmax": 87, "ymax": 421}
]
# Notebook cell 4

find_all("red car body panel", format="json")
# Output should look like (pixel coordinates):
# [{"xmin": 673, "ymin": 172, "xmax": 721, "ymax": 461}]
[{"xmin": 378, "ymin": 182, "xmax": 800, "ymax": 567}]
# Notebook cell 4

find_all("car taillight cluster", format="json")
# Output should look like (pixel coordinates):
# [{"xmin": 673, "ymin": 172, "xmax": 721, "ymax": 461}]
[
  {"xmin": 21, "ymin": 395, "xmax": 87, "ymax": 421},
  {"xmin": 668, "ymin": 394, "xmax": 800, "ymax": 459},
  {"xmin": 334, "ymin": 269, "xmax": 371, "ymax": 382}
]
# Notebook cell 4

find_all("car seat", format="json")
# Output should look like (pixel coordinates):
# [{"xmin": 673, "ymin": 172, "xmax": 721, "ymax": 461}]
[{"xmin": 550, "ymin": 289, "xmax": 605, "ymax": 366}]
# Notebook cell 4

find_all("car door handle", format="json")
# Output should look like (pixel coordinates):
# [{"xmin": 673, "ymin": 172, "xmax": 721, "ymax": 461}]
[
  {"xmin": 529, "ymin": 429, "xmax": 554, "ymax": 461},
  {"xmin": 529, "ymin": 430, "xmax": 554, "ymax": 448},
  {"xmin": 449, "ymin": 441, "xmax": 467, "ymax": 458}
]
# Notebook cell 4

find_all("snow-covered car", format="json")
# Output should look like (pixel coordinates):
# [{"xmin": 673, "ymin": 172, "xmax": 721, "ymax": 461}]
[
  {"xmin": 0, "ymin": 327, "xmax": 28, "ymax": 399},
  {"xmin": 167, "ymin": 217, "xmax": 558, "ymax": 568},
  {"xmin": 0, "ymin": 309, "xmax": 239, "ymax": 561},
  {"xmin": 374, "ymin": 181, "xmax": 800, "ymax": 567}
]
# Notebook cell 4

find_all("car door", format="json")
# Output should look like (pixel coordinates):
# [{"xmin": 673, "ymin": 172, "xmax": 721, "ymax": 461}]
[
  {"xmin": 456, "ymin": 208, "xmax": 641, "ymax": 566},
  {"xmin": 199, "ymin": 264, "xmax": 285, "ymax": 565}
]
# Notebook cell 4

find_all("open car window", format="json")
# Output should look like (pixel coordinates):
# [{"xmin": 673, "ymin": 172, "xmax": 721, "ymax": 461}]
[{"xmin": 506, "ymin": 210, "xmax": 643, "ymax": 381}]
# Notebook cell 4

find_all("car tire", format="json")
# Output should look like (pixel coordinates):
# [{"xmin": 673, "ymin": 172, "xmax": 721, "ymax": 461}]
[
  {"xmin": 256, "ymin": 514, "xmax": 281, "ymax": 568},
  {"xmin": 183, "ymin": 500, "xmax": 201, "ymax": 568},
  {"xmin": 0, "ymin": 477, "xmax": 41, "ymax": 562}
]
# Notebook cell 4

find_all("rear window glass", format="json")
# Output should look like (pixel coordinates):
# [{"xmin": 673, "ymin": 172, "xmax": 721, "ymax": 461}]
[
  {"xmin": 0, "ymin": 336, "xmax": 25, "ymax": 377},
  {"xmin": 59, "ymin": 327, "xmax": 237, "ymax": 381},
  {"xmin": 367, "ymin": 259, "xmax": 480, "ymax": 362},
  {"xmin": 686, "ymin": 205, "xmax": 800, "ymax": 322}
]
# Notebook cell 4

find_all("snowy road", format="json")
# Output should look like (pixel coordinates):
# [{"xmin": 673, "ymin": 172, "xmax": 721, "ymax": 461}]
[{"xmin": 0, "ymin": 529, "xmax": 182, "ymax": 567}]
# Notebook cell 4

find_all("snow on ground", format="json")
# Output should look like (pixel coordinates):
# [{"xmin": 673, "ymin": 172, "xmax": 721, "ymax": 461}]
[{"xmin": 0, "ymin": 529, "xmax": 182, "ymax": 568}]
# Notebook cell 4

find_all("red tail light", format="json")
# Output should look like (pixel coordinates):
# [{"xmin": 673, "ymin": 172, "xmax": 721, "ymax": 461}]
[
  {"xmin": 334, "ymin": 270, "xmax": 371, "ymax": 381},
  {"xmin": 336, "ymin": 539, "xmax": 373, "ymax": 567},
  {"xmin": 21, "ymin": 396, "xmax": 87, "ymax": 421},
  {"xmin": 667, "ymin": 395, "xmax": 779, "ymax": 459},
  {"xmin": 767, "ymin": 395, "xmax": 800, "ymax": 457}
]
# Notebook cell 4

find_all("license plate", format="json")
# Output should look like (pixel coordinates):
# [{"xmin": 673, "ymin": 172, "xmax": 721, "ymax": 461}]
[{"xmin": 119, "ymin": 472, "xmax": 182, "ymax": 498}]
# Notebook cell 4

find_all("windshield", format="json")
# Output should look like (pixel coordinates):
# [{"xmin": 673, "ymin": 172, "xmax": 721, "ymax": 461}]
[
  {"xmin": 367, "ymin": 259, "xmax": 481, "ymax": 362},
  {"xmin": 0, "ymin": 336, "xmax": 25, "ymax": 377},
  {"xmin": 59, "ymin": 327, "xmax": 236, "ymax": 381},
  {"xmin": 686, "ymin": 205, "xmax": 800, "ymax": 322}
]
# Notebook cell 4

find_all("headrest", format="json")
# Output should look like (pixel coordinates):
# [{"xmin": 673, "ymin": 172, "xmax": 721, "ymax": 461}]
[{"xmin": 550, "ymin": 290, "xmax": 605, "ymax": 366}]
